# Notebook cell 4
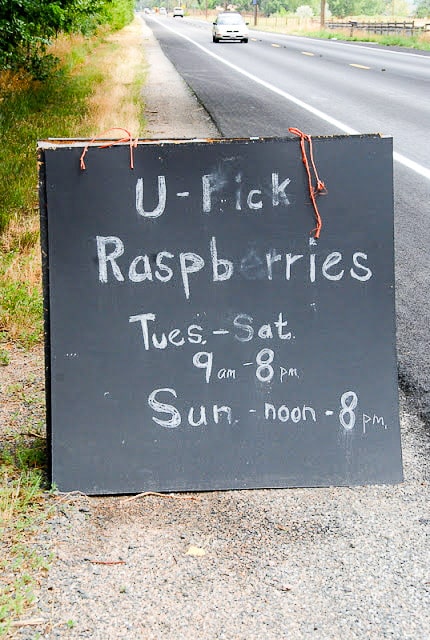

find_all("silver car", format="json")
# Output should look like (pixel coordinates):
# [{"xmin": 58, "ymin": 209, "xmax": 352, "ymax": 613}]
[{"xmin": 212, "ymin": 12, "xmax": 249, "ymax": 43}]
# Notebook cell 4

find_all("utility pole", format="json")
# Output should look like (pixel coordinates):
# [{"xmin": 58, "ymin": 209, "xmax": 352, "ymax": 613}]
[
  {"xmin": 320, "ymin": 0, "xmax": 326, "ymax": 29},
  {"xmin": 253, "ymin": 0, "xmax": 258, "ymax": 26}
]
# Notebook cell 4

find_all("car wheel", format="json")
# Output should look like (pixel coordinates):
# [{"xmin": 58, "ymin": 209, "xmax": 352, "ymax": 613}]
[
  {"xmin": 242, "ymin": 38, "xmax": 248, "ymax": 43},
  {"xmin": 213, "ymin": 36, "xmax": 218, "ymax": 43}
]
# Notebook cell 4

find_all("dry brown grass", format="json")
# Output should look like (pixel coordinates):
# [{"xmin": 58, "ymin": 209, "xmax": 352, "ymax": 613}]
[
  {"xmin": 1, "ymin": 249, "xmax": 41, "ymax": 294},
  {"xmin": 47, "ymin": 18, "xmax": 145, "ymax": 137},
  {"xmin": 0, "ymin": 70, "xmax": 34, "ymax": 96},
  {"xmin": 419, "ymin": 31, "xmax": 430, "ymax": 46},
  {"xmin": 0, "ymin": 247, "xmax": 42, "ymax": 345},
  {"xmin": 1, "ymin": 213, "xmax": 42, "ymax": 290},
  {"xmin": 1, "ymin": 214, "xmax": 39, "ymax": 254},
  {"xmin": 48, "ymin": 32, "xmax": 90, "ymax": 60},
  {"xmin": 85, "ymin": 19, "xmax": 145, "ymax": 137}
]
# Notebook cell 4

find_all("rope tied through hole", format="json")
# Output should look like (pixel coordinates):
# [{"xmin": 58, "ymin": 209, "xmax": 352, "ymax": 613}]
[
  {"xmin": 289, "ymin": 127, "xmax": 327, "ymax": 239},
  {"xmin": 80, "ymin": 127, "xmax": 138, "ymax": 171}
]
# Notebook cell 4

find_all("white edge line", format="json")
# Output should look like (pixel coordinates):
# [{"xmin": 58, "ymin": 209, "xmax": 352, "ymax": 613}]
[
  {"xmin": 393, "ymin": 151, "xmax": 430, "ymax": 180},
  {"xmin": 279, "ymin": 33, "xmax": 430, "ymax": 59},
  {"xmin": 150, "ymin": 17, "xmax": 430, "ymax": 181}
]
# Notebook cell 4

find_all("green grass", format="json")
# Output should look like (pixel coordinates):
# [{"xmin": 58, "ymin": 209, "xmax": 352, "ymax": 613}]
[
  {"xmin": 1, "ymin": 369, "xmax": 50, "ymax": 636},
  {"xmin": 0, "ymin": 436, "xmax": 51, "ymax": 636},
  {"xmin": 0, "ymin": 47, "xmax": 103, "ymax": 235},
  {"xmin": 0, "ymin": 37, "xmax": 107, "ymax": 347},
  {"xmin": 0, "ymin": 253, "xmax": 43, "ymax": 348},
  {"xmin": 0, "ymin": 349, "xmax": 9, "ymax": 366}
]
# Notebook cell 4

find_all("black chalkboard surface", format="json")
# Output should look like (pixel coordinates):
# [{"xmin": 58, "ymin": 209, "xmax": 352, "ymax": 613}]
[{"xmin": 39, "ymin": 134, "xmax": 403, "ymax": 494}]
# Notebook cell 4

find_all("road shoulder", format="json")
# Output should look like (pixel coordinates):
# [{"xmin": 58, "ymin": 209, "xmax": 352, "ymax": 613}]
[{"xmin": 140, "ymin": 16, "xmax": 220, "ymax": 139}]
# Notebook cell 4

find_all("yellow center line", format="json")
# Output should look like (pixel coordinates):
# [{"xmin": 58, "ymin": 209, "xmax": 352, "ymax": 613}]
[
  {"xmin": 271, "ymin": 43, "xmax": 281, "ymax": 48},
  {"xmin": 350, "ymin": 63, "xmax": 371, "ymax": 70},
  {"xmin": 302, "ymin": 51, "xmax": 315, "ymax": 56}
]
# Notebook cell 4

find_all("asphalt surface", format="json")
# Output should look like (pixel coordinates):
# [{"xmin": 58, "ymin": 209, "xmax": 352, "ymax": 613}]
[{"xmin": 143, "ymin": 15, "xmax": 430, "ymax": 423}]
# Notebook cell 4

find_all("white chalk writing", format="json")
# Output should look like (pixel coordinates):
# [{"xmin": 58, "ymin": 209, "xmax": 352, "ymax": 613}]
[{"xmin": 96, "ymin": 235, "xmax": 373, "ymax": 300}]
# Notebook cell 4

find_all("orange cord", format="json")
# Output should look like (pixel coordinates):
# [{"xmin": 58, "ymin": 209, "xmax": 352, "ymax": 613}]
[
  {"xmin": 80, "ymin": 127, "xmax": 138, "ymax": 171},
  {"xmin": 288, "ymin": 128, "xmax": 327, "ymax": 239},
  {"xmin": 79, "ymin": 128, "xmax": 325, "ymax": 238}
]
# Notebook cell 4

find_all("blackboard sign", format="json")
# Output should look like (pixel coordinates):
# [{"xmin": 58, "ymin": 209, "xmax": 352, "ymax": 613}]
[{"xmin": 38, "ymin": 135, "xmax": 403, "ymax": 494}]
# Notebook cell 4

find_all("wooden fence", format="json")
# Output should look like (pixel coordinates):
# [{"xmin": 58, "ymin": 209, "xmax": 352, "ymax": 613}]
[{"xmin": 326, "ymin": 20, "xmax": 430, "ymax": 36}]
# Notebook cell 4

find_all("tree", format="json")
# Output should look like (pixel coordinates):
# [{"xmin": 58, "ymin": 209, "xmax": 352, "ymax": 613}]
[
  {"xmin": 356, "ymin": 0, "xmax": 387, "ymax": 14},
  {"xmin": 327, "ymin": 0, "xmax": 356, "ymax": 17},
  {"xmin": 260, "ymin": 0, "xmax": 288, "ymax": 16},
  {"xmin": 0, "ymin": 0, "xmax": 134, "ymax": 77},
  {"xmin": 231, "ymin": 0, "xmax": 253, "ymax": 12},
  {"xmin": 296, "ymin": 3, "xmax": 314, "ymax": 15},
  {"xmin": 414, "ymin": 0, "xmax": 430, "ymax": 17}
]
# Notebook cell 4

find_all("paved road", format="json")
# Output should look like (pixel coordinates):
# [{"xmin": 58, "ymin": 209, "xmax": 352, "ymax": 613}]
[{"xmin": 144, "ymin": 15, "xmax": 430, "ymax": 422}]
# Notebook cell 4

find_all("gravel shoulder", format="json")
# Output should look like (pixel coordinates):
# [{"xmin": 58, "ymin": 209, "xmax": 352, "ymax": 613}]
[
  {"xmin": 8, "ymin": 379, "xmax": 430, "ymax": 640},
  {"xmin": 140, "ymin": 17, "xmax": 219, "ymax": 139},
  {"xmin": 2, "ymin": 18, "xmax": 430, "ymax": 640}
]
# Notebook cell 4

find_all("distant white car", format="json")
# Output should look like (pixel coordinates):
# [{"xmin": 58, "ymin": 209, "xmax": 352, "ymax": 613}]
[
  {"xmin": 173, "ymin": 6, "xmax": 184, "ymax": 17},
  {"xmin": 212, "ymin": 12, "xmax": 249, "ymax": 43},
  {"xmin": 159, "ymin": 7, "xmax": 167, "ymax": 15}
]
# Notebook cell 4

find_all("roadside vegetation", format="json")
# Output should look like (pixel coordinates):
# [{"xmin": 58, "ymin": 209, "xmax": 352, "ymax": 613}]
[
  {"xmin": 0, "ymin": 0, "xmax": 145, "ymax": 633},
  {"xmin": 0, "ymin": 4, "xmax": 145, "ymax": 346},
  {"xmin": 249, "ymin": 19, "xmax": 430, "ymax": 49},
  {"xmin": 244, "ymin": 14, "xmax": 430, "ymax": 51},
  {"xmin": 0, "ymin": 426, "xmax": 51, "ymax": 636},
  {"xmin": 146, "ymin": 0, "xmax": 429, "ymax": 18}
]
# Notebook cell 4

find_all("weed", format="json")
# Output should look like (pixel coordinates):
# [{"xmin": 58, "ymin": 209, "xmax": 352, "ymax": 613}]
[
  {"xmin": 0, "ymin": 350, "xmax": 49, "ymax": 636},
  {"xmin": 0, "ymin": 444, "xmax": 51, "ymax": 635},
  {"xmin": 0, "ymin": 268, "xmax": 43, "ymax": 348}
]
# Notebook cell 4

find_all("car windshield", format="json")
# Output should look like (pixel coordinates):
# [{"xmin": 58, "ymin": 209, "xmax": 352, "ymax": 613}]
[{"xmin": 217, "ymin": 14, "xmax": 244, "ymax": 24}]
